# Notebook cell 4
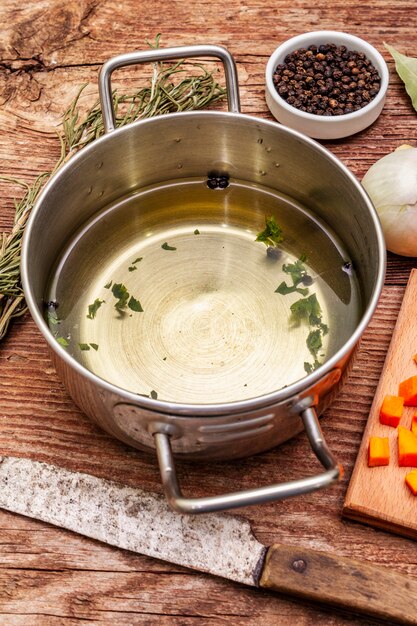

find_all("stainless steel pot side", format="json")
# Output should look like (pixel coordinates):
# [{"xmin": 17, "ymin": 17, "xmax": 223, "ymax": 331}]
[{"xmin": 21, "ymin": 45, "xmax": 386, "ymax": 514}]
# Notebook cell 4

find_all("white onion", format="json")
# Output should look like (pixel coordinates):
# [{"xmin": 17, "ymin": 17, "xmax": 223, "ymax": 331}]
[{"xmin": 361, "ymin": 145, "xmax": 417, "ymax": 257}]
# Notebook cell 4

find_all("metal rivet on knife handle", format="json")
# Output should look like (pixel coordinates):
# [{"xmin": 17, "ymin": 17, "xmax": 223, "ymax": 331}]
[{"xmin": 291, "ymin": 558, "xmax": 307, "ymax": 573}]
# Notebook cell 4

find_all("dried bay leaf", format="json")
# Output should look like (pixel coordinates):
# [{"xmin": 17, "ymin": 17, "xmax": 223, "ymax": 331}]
[{"xmin": 385, "ymin": 43, "xmax": 417, "ymax": 112}]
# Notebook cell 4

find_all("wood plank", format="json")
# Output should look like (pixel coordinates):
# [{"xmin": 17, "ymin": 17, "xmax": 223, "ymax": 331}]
[
  {"xmin": 1, "ymin": 0, "xmax": 417, "ymax": 623},
  {"xmin": 344, "ymin": 270, "xmax": 417, "ymax": 537},
  {"xmin": 0, "ymin": 562, "xmax": 386, "ymax": 626}
]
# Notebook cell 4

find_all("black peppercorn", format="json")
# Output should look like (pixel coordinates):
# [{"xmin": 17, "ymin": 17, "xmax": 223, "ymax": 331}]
[
  {"xmin": 266, "ymin": 246, "xmax": 282, "ymax": 260},
  {"xmin": 273, "ymin": 43, "xmax": 381, "ymax": 116}
]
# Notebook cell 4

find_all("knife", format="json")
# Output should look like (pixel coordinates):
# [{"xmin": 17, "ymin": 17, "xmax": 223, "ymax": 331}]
[{"xmin": 0, "ymin": 455, "xmax": 416, "ymax": 625}]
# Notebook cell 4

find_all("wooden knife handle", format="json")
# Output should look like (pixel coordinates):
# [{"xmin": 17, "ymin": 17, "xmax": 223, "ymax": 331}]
[{"xmin": 259, "ymin": 543, "xmax": 417, "ymax": 625}]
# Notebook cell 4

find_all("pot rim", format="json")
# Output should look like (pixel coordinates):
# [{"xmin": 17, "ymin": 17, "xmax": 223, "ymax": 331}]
[{"xmin": 21, "ymin": 110, "xmax": 386, "ymax": 417}]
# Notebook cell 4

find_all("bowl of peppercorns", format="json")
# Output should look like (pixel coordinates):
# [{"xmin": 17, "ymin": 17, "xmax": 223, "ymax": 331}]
[{"xmin": 265, "ymin": 31, "xmax": 389, "ymax": 139}]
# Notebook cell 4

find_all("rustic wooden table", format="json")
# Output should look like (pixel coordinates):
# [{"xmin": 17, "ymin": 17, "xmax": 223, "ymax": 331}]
[{"xmin": 1, "ymin": 1, "xmax": 417, "ymax": 623}]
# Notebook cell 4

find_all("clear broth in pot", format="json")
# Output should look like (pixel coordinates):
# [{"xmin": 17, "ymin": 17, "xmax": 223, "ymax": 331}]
[{"xmin": 45, "ymin": 177, "xmax": 362, "ymax": 404}]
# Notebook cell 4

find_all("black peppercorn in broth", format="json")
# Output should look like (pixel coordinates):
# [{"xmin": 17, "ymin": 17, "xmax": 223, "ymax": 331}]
[{"xmin": 273, "ymin": 43, "xmax": 381, "ymax": 116}]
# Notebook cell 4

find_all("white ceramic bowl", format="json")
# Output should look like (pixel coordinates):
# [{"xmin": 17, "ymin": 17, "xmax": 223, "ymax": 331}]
[{"xmin": 265, "ymin": 31, "xmax": 389, "ymax": 140}]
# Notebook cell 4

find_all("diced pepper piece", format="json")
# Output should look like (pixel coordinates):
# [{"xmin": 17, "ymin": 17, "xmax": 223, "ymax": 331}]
[
  {"xmin": 405, "ymin": 470, "xmax": 417, "ymax": 496},
  {"xmin": 412, "ymin": 413, "xmax": 417, "ymax": 436},
  {"xmin": 379, "ymin": 394, "xmax": 404, "ymax": 427},
  {"xmin": 368, "ymin": 436, "xmax": 390, "ymax": 467},
  {"xmin": 399, "ymin": 375, "xmax": 417, "ymax": 407},
  {"xmin": 398, "ymin": 426, "xmax": 417, "ymax": 466}
]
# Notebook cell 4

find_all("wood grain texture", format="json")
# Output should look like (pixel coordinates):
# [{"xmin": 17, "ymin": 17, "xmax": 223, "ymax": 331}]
[
  {"xmin": 344, "ymin": 270, "xmax": 417, "ymax": 536},
  {"xmin": 1, "ymin": 0, "xmax": 417, "ymax": 624},
  {"xmin": 260, "ymin": 542, "xmax": 417, "ymax": 624}
]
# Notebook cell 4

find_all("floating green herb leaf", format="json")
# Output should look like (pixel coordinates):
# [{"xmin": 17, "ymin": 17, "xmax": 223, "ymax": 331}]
[
  {"xmin": 110, "ymin": 283, "xmax": 143, "ymax": 313},
  {"xmin": 57, "ymin": 337, "xmax": 69, "ymax": 347},
  {"xmin": 194, "ymin": 229, "xmax": 200, "ymax": 235},
  {"xmin": 255, "ymin": 216, "xmax": 284, "ymax": 247},
  {"xmin": 104, "ymin": 281, "xmax": 113, "ymax": 289},
  {"xmin": 112, "ymin": 283, "xmax": 127, "ymax": 299},
  {"xmin": 267, "ymin": 248, "xmax": 328, "ymax": 374},
  {"xmin": 47, "ymin": 311, "xmax": 61, "ymax": 325},
  {"xmin": 276, "ymin": 256, "xmax": 313, "ymax": 296},
  {"xmin": 128, "ymin": 257, "xmax": 143, "ymax": 271},
  {"xmin": 275, "ymin": 282, "xmax": 309, "ymax": 297},
  {"xmin": 128, "ymin": 296, "xmax": 143, "ymax": 312},
  {"xmin": 272, "ymin": 254, "xmax": 327, "ymax": 371},
  {"xmin": 287, "ymin": 292, "xmax": 328, "ymax": 374},
  {"xmin": 304, "ymin": 360, "xmax": 321, "ymax": 375},
  {"xmin": 306, "ymin": 329, "xmax": 322, "ymax": 357},
  {"xmin": 87, "ymin": 298, "xmax": 105, "ymax": 319},
  {"xmin": 79, "ymin": 342, "xmax": 97, "ymax": 351},
  {"xmin": 385, "ymin": 43, "xmax": 417, "ymax": 112},
  {"xmin": 112, "ymin": 283, "xmax": 129, "ymax": 311},
  {"xmin": 161, "ymin": 242, "xmax": 177, "ymax": 251},
  {"xmin": 137, "ymin": 390, "xmax": 158, "ymax": 399},
  {"xmin": 283, "ymin": 257, "xmax": 310, "ymax": 284},
  {"xmin": 290, "ymin": 293, "xmax": 322, "ymax": 326}
]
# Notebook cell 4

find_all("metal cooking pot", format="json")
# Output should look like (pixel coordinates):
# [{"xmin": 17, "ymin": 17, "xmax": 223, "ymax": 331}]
[{"xmin": 21, "ymin": 45, "xmax": 385, "ymax": 514}]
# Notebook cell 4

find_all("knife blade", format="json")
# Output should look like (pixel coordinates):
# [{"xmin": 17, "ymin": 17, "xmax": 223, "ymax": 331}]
[{"xmin": 0, "ymin": 455, "xmax": 416, "ymax": 625}]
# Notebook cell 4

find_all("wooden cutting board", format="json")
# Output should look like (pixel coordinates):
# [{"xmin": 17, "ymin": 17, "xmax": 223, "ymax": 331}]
[{"xmin": 343, "ymin": 269, "xmax": 417, "ymax": 538}]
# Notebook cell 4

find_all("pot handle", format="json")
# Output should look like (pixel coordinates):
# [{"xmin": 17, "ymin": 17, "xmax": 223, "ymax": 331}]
[
  {"xmin": 98, "ymin": 44, "xmax": 241, "ymax": 133},
  {"xmin": 153, "ymin": 406, "xmax": 341, "ymax": 514}
]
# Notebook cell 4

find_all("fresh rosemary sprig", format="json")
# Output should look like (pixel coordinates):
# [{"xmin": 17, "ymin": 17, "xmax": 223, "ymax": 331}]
[
  {"xmin": 0, "ymin": 43, "xmax": 226, "ymax": 342},
  {"xmin": 62, "ymin": 60, "xmax": 226, "ymax": 153},
  {"xmin": 0, "ymin": 167, "xmax": 62, "ymax": 340}
]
